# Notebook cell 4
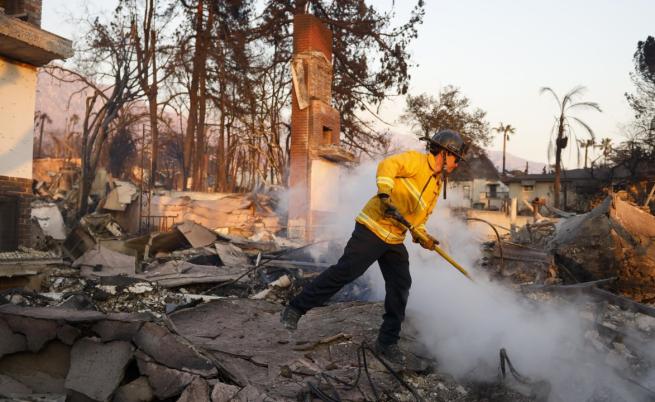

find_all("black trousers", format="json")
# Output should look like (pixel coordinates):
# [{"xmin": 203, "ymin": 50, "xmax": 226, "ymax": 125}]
[{"xmin": 290, "ymin": 223, "xmax": 411, "ymax": 345}]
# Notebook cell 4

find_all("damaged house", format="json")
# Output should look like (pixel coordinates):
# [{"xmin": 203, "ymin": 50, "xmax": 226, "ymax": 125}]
[
  {"xmin": 0, "ymin": 0, "xmax": 73, "ymax": 252},
  {"xmin": 447, "ymin": 152, "xmax": 509, "ymax": 210},
  {"xmin": 504, "ymin": 166, "xmax": 644, "ymax": 213}
]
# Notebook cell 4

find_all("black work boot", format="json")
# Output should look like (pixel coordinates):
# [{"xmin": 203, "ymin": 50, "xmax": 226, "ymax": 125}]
[
  {"xmin": 375, "ymin": 340, "xmax": 406, "ymax": 366},
  {"xmin": 280, "ymin": 305, "xmax": 302, "ymax": 330}
]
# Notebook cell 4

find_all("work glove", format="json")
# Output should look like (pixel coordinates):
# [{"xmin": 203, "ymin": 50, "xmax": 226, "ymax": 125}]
[
  {"xmin": 413, "ymin": 231, "xmax": 439, "ymax": 251},
  {"xmin": 378, "ymin": 193, "xmax": 397, "ymax": 216}
]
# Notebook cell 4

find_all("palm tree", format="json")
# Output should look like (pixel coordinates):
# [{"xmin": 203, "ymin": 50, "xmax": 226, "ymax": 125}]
[
  {"xmin": 35, "ymin": 111, "xmax": 52, "ymax": 159},
  {"xmin": 577, "ymin": 138, "xmax": 595, "ymax": 168},
  {"xmin": 493, "ymin": 122, "xmax": 516, "ymax": 175},
  {"xmin": 540, "ymin": 86, "xmax": 601, "ymax": 208},
  {"xmin": 593, "ymin": 137, "xmax": 612, "ymax": 166}
]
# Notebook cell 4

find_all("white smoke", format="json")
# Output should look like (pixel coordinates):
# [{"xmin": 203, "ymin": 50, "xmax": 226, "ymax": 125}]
[{"xmin": 326, "ymin": 158, "xmax": 654, "ymax": 401}]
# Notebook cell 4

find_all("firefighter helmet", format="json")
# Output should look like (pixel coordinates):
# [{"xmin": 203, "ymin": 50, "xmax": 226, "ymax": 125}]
[{"xmin": 426, "ymin": 129, "xmax": 469, "ymax": 161}]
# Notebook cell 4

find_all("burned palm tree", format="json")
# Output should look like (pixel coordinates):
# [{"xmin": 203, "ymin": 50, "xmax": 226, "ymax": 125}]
[
  {"xmin": 493, "ymin": 122, "xmax": 516, "ymax": 175},
  {"xmin": 108, "ymin": 126, "xmax": 137, "ymax": 178},
  {"xmin": 577, "ymin": 138, "xmax": 596, "ymax": 168},
  {"xmin": 35, "ymin": 111, "xmax": 52, "ymax": 158},
  {"xmin": 540, "ymin": 86, "xmax": 601, "ymax": 208}
]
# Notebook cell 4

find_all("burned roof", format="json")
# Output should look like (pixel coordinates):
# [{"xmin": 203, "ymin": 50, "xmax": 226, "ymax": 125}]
[{"xmin": 503, "ymin": 166, "xmax": 635, "ymax": 184}]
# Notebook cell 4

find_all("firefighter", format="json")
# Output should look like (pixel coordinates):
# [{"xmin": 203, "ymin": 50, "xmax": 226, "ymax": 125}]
[{"xmin": 281, "ymin": 129, "xmax": 468, "ymax": 365}]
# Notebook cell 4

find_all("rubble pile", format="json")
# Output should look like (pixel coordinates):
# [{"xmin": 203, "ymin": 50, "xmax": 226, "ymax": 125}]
[
  {"xmin": 518, "ymin": 286, "xmax": 655, "ymax": 401},
  {"xmin": 0, "ymin": 247, "xmax": 63, "ymax": 292},
  {"xmin": 8, "ymin": 159, "xmax": 655, "ymax": 401},
  {"xmin": 32, "ymin": 158, "xmax": 81, "ymax": 204},
  {"xmin": 0, "ymin": 304, "xmax": 236, "ymax": 402},
  {"xmin": 169, "ymin": 300, "xmax": 533, "ymax": 402},
  {"xmin": 150, "ymin": 191, "xmax": 281, "ymax": 240},
  {"xmin": 549, "ymin": 195, "xmax": 655, "ymax": 302}
]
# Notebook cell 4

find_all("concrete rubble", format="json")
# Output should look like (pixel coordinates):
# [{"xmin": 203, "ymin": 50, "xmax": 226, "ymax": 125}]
[{"xmin": 3, "ymin": 165, "xmax": 655, "ymax": 401}]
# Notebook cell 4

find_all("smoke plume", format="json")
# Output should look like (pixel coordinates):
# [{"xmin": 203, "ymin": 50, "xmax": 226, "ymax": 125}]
[{"xmin": 327, "ymin": 157, "xmax": 654, "ymax": 401}]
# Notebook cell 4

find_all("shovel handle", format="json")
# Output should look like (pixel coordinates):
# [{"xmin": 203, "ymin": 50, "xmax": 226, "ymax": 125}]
[{"xmin": 388, "ymin": 210, "xmax": 474, "ymax": 282}]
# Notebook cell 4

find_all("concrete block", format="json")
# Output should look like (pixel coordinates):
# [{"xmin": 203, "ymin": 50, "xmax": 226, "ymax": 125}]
[
  {"xmin": 0, "ymin": 373, "xmax": 33, "ymax": 396},
  {"xmin": 210, "ymin": 382, "xmax": 240, "ymax": 402},
  {"xmin": 133, "ymin": 322, "xmax": 216, "ymax": 377},
  {"xmin": 56, "ymin": 324, "xmax": 81, "ymax": 346},
  {"xmin": 113, "ymin": 377, "xmax": 154, "ymax": 402},
  {"xmin": 4, "ymin": 315, "xmax": 57, "ymax": 352},
  {"xmin": 0, "ymin": 318, "xmax": 26, "ymax": 358},
  {"xmin": 65, "ymin": 338, "xmax": 133, "ymax": 402},
  {"xmin": 177, "ymin": 377, "xmax": 210, "ymax": 402},
  {"xmin": 91, "ymin": 320, "xmax": 143, "ymax": 342},
  {"xmin": 135, "ymin": 351, "xmax": 197, "ymax": 399}
]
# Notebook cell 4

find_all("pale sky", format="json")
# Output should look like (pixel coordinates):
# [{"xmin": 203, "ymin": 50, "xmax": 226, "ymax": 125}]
[{"xmin": 42, "ymin": 0, "xmax": 655, "ymax": 167}]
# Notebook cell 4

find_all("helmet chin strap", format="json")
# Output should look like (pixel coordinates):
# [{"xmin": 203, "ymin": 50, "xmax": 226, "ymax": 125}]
[{"xmin": 441, "ymin": 150, "xmax": 448, "ymax": 200}]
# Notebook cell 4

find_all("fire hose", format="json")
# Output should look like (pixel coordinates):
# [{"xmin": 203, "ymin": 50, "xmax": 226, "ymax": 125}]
[{"xmin": 387, "ymin": 209, "xmax": 474, "ymax": 282}]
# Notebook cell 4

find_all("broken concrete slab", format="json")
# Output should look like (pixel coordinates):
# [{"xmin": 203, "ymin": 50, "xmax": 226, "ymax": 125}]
[
  {"xmin": 213, "ymin": 242, "xmax": 249, "ymax": 267},
  {"xmin": 65, "ymin": 338, "xmax": 133, "ymax": 402},
  {"xmin": 133, "ymin": 322, "xmax": 217, "ymax": 378},
  {"xmin": 73, "ymin": 244, "xmax": 136, "ymax": 278},
  {"xmin": 138, "ymin": 260, "xmax": 249, "ymax": 288},
  {"xmin": 0, "ymin": 305, "xmax": 106, "ymax": 323},
  {"xmin": 135, "ymin": 351, "xmax": 198, "ymax": 399},
  {"xmin": 169, "ymin": 299, "xmax": 426, "ymax": 399},
  {"xmin": 0, "ymin": 248, "xmax": 63, "ymax": 287},
  {"xmin": 113, "ymin": 377, "xmax": 154, "ymax": 402},
  {"xmin": 0, "ymin": 341, "xmax": 70, "ymax": 394},
  {"xmin": 56, "ymin": 324, "xmax": 81, "ymax": 346},
  {"xmin": 91, "ymin": 319, "xmax": 144, "ymax": 342},
  {"xmin": 230, "ymin": 384, "xmax": 263, "ymax": 402},
  {"xmin": 0, "ymin": 373, "xmax": 33, "ymax": 396},
  {"xmin": 210, "ymin": 382, "xmax": 240, "ymax": 402},
  {"xmin": 177, "ymin": 377, "xmax": 210, "ymax": 402},
  {"xmin": 0, "ymin": 395, "xmax": 67, "ymax": 402},
  {"xmin": 3, "ymin": 315, "xmax": 57, "ymax": 352},
  {"xmin": 0, "ymin": 318, "xmax": 27, "ymax": 358},
  {"xmin": 177, "ymin": 221, "xmax": 218, "ymax": 249}
]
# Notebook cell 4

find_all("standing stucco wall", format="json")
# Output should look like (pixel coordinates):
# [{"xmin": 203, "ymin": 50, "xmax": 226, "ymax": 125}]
[
  {"xmin": 0, "ymin": 57, "xmax": 36, "ymax": 180},
  {"xmin": 508, "ymin": 182, "xmax": 554, "ymax": 211}
]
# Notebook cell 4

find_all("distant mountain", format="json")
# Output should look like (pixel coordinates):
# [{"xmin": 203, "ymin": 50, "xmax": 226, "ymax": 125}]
[
  {"xmin": 486, "ymin": 149, "xmax": 546, "ymax": 174},
  {"xmin": 35, "ymin": 70, "xmax": 91, "ymax": 134}
]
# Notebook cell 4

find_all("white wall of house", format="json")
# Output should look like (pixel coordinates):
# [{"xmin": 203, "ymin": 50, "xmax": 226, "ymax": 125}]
[
  {"xmin": 448, "ymin": 179, "xmax": 510, "ymax": 209},
  {"xmin": 0, "ymin": 57, "xmax": 36, "ymax": 180},
  {"xmin": 446, "ymin": 180, "xmax": 473, "ymax": 208},
  {"xmin": 508, "ymin": 181, "xmax": 554, "ymax": 210}
]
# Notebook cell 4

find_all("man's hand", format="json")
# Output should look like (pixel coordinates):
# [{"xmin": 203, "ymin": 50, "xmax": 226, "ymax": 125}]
[
  {"xmin": 378, "ymin": 193, "xmax": 397, "ymax": 216},
  {"xmin": 413, "ymin": 231, "xmax": 439, "ymax": 250}
]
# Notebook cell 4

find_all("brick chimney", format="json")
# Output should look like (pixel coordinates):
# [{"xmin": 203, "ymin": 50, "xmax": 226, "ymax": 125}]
[
  {"xmin": 287, "ymin": 14, "xmax": 353, "ymax": 241},
  {"xmin": 0, "ymin": 0, "xmax": 42, "ymax": 27}
]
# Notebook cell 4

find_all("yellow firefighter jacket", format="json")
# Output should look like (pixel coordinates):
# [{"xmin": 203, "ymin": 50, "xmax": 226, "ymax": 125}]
[{"xmin": 355, "ymin": 150, "xmax": 442, "ymax": 244}]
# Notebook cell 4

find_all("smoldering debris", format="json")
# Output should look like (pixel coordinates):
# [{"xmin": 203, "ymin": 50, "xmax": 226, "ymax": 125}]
[
  {"xmin": 384, "ymin": 196, "xmax": 655, "ymax": 402},
  {"xmin": 6, "ymin": 161, "xmax": 655, "ymax": 401}
]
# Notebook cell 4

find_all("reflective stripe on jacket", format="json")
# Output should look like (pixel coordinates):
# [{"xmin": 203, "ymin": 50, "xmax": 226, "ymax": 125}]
[{"xmin": 355, "ymin": 150, "xmax": 442, "ymax": 244}]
